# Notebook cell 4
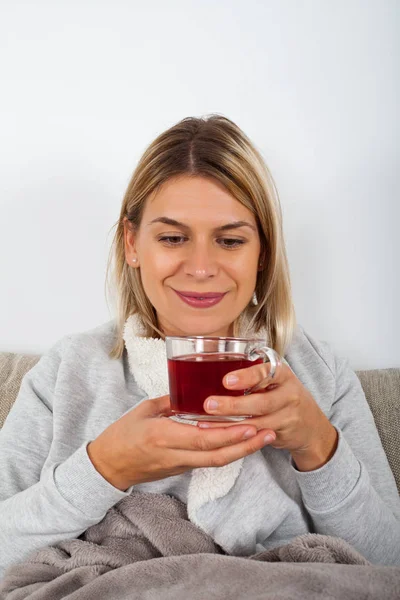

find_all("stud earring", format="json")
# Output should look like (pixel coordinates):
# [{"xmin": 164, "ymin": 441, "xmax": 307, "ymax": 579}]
[{"xmin": 132, "ymin": 258, "xmax": 138, "ymax": 263}]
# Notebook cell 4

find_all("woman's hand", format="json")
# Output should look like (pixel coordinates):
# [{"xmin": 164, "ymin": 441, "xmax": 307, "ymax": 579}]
[
  {"xmin": 87, "ymin": 396, "xmax": 276, "ymax": 491},
  {"xmin": 199, "ymin": 361, "xmax": 338, "ymax": 472}
]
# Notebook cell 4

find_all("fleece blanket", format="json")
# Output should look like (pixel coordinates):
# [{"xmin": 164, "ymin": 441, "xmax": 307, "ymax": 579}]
[{"xmin": 1, "ymin": 491, "xmax": 399, "ymax": 600}]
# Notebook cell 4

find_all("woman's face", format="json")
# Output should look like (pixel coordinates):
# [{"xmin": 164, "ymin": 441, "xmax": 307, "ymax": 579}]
[{"xmin": 124, "ymin": 175, "xmax": 262, "ymax": 337}]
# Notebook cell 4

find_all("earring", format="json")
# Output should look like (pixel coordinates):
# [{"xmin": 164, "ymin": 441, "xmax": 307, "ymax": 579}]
[{"xmin": 132, "ymin": 258, "xmax": 138, "ymax": 263}]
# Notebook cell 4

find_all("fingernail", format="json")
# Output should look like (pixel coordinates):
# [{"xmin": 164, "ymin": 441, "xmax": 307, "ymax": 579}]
[
  {"xmin": 263, "ymin": 433, "xmax": 275, "ymax": 445},
  {"xmin": 207, "ymin": 398, "xmax": 219, "ymax": 410},
  {"xmin": 226, "ymin": 375, "xmax": 239, "ymax": 386},
  {"xmin": 243, "ymin": 429, "xmax": 256, "ymax": 439}
]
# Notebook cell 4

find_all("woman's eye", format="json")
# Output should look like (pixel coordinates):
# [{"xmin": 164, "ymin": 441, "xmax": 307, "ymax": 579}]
[
  {"xmin": 220, "ymin": 238, "xmax": 245, "ymax": 248},
  {"xmin": 158, "ymin": 236, "xmax": 185, "ymax": 245},
  {"xmin": 158, "ymin": 236, "xmax": 245, "ymax": 249}
]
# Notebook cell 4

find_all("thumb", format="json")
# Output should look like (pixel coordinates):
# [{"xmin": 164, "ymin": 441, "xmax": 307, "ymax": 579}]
[{"xmin": 139, "ymin": 395, "xmax": 173, "ymax": 418}]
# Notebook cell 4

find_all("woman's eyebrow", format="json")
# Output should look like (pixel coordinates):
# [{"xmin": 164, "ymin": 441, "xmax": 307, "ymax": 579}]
[{"xmin": 147, "ymin": 217, "xmax": 257, "ymax": 232}]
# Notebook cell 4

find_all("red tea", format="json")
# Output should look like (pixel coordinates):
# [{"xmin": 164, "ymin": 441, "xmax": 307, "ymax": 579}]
[{"xmin": 167, "ymin": 352, "xmax": 263, "ymax": 418}]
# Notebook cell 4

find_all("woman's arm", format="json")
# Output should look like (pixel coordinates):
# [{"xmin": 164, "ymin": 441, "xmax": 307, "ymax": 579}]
[
  {"xmin": 0, "ymin": 339, "xmax": 132, "ymax": 579},
  {"xmin": 292, "ymin": 351, "xmax": 400, "ymax": 565}
]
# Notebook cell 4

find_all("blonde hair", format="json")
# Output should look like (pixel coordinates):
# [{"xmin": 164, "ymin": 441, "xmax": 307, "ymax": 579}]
[{"xmin": 106, "ymin": 114, "xmax": 297, "ymax": 359}]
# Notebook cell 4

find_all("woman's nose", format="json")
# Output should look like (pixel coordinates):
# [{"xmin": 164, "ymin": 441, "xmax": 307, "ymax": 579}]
[{"xmin": 183, "ymin": 248, "xmax": 218, "ymax": 279}]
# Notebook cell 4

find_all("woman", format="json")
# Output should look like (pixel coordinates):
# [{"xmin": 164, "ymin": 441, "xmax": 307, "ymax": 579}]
[{"xmin": 1, "ymin": 115, "xmax": 399, "ymax": 578}]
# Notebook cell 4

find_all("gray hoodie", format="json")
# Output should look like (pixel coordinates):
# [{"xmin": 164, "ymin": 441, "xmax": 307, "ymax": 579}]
[{"xmin": 0, "ymin": 319, "xmax": 399, "ymax": 579}]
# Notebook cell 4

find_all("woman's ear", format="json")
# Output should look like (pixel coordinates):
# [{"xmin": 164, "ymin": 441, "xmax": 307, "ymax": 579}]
[
  {"xmin": 258, "ymin": 246, "xmax": 267, "ymax": 271},
  {"xmin": 123, "ymin": 217, "xmax": 139, "ymax": 266}
]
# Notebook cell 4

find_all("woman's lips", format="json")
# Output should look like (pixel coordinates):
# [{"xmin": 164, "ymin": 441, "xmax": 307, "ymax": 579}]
[{"xmin": 173, "ymin": 290, "xmax": 226, "ymax": 308}]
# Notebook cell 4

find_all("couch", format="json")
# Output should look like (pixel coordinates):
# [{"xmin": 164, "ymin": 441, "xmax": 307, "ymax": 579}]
[{"xmin": 0, "ymin": 352, "xmax": 399, "ymax": 495}]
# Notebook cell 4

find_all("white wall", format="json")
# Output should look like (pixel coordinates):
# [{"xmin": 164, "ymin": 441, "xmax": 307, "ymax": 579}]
[{"xmin": 1, "ymin": 0, "xmax": 398, "ymax": 369}]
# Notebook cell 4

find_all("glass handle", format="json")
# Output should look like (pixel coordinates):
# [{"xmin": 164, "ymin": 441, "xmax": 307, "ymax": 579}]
[{"xmin": 243, "ymin": 346, "xmax": 282, "ymax": 396}]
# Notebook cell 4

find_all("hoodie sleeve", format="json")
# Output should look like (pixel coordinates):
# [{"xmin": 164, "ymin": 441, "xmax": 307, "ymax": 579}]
[
  {"xmin": 292, "ymin": 334, "xmax": 400, "ymax": 566},
  {"xmin": 0, "ymin": 336, "xmax": 133, "ymax": 579}
]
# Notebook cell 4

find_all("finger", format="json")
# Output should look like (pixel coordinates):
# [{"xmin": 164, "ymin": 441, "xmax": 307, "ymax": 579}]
[
  {"xmin": 197, "ymin": 420, "xmax": 256, "ymax": 429},
  {"xmin": 197, "ymin": 407, "xmax": 289, "ymax": 435},
  {"xmin": 157, "ymin": 418, "xmax": 260, "ymax": 450},
  {"xmin": 203, "ymin": 385, "xmax": 292, "ymax": 417},
  {"xmin": 223, "ymin": 360, "xmax": 288, "ymax": 392},
  {"xmin": 136, "ymin": 395, "xmax": 174, "ymax": 418},
  {"xmin": 179, "ymin": 428, "xmax": 277, "ymax": 469}
]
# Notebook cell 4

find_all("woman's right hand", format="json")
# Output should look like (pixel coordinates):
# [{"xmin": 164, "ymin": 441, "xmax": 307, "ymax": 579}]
[{"xmin": 87, "ymin": 395, "xmax": 276, "ymax": 491}]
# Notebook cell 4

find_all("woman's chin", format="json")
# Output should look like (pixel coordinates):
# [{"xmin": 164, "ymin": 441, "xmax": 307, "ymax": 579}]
[{"xmin": 165, "ymin": 318, "xmax": 233, "ymax": 338}]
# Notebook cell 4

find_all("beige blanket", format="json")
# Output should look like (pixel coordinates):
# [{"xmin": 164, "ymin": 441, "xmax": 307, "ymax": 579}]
[{"xmin": 1, "ymin": 491, "xmax": 399, "ymax": 599}]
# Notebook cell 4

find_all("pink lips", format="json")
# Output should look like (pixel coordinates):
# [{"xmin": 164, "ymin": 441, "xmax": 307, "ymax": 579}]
[{"xmin": 173, "ymin": 289, "xmax": 226, "ymax": 308}]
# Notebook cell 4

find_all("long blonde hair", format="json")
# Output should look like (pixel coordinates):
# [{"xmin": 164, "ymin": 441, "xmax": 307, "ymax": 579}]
[{"xmin": 106, "ymin": 114, "xmax": 297, "ymax": 359}]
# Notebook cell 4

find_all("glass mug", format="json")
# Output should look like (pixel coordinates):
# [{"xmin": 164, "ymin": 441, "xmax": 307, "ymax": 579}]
[{"xmin": 165, "ymin": 335, "xmax": 281, "ymax": 422}]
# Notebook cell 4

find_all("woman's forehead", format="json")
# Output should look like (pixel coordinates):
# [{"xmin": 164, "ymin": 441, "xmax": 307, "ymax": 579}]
[{"xmin": 144, "ymin": 176, "xmax": 257, "ymax": 225}]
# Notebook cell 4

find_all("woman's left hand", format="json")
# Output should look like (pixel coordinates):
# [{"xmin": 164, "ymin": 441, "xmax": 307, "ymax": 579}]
[{"xmin": 200, "ymin": 361, "xmax": 339, "ymax": 471}]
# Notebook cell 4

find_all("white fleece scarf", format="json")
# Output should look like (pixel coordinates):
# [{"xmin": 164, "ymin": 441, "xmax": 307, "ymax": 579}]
[{"xmin": 122, "ymin": 312, "xmax": 270, "ymax": 519}]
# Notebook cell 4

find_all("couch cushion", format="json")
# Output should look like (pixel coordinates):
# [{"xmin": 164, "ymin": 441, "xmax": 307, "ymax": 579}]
[
  {"xmin": 355, "ymin": 368, "xmax": 400, "ymax": 493},
  {"xmin": 0, "ymin": 353, "xmax": 40, "ymax": 429}
]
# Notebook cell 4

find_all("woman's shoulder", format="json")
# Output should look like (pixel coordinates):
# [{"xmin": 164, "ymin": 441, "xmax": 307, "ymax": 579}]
[
  {"xmin": 285, "ymin": 323, "xmax": 339, "ymax": 379},
  {"xmin": 39, "ymin": 319, "xmax": 119, "ymax": 371},
  {"xmin": 14, "ymin": 320, "xmax": 120, "ymax": 413},
  {"xmin": 59, "ymin": 319, "xmax": 120, "ymax": 365},
  {"xmin": 65, "ymin": 319, "xmax": 118, "ymax": 350},
  {"xmin": 284, "ymin": 324, "xmax": 345, "ymax": 413}
]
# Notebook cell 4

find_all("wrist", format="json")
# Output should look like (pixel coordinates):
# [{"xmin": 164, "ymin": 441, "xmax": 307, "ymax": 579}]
[
  {"xmin": 87, "ymin": 440, "xmax": 132, "ymax": 492},
  {"xmin": 291, "ymin": 425, "xmax": 338, "ymax": 472}
]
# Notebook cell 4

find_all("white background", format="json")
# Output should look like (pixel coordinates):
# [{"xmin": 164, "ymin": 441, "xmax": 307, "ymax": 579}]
[{"xmin": 1, "ymin": 0, "xmax": 399, "ymax": 369}]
